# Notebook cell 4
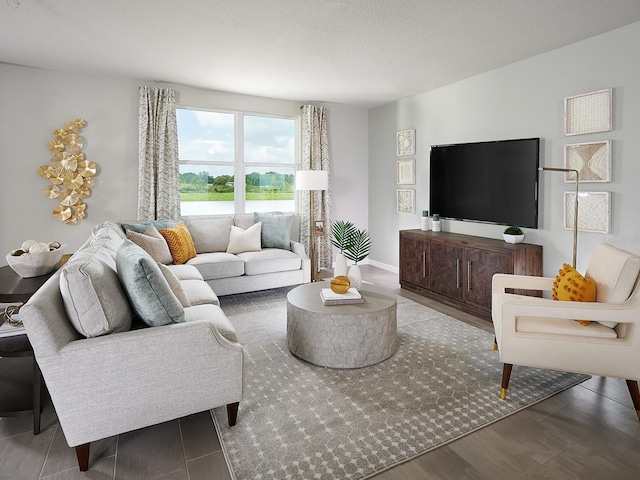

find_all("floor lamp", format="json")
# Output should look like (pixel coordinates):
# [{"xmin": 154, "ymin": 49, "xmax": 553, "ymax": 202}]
[
  {"xmin": 295, "ymin": 170, "xmax": 329, "ymax": 282},
  {"xmin": 539, "ymin": 166, "xmax": 580, "ymax": 268}
]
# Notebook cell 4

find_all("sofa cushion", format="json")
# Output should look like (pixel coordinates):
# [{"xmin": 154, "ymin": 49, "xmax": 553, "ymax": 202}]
[
  {"xmin": 159, "ymin": 223, "xmax": 197, "ymax": 264},
  {"xmin": 183, "ymin": 304, "xmax": 238, "ymax": 343},
  {"xmin": 187, "ymin": 252, "xmax": 244, "ymax": 280},
  {"xmin": 254, "ymin": 212, "xmax": 292, "ymax": 249},
  {"xmin": 238, "ymin": 248, "xmax": 302, "ymax": 276},
  {"xmin": 227, "ymin": 223, "xmax": 262, "ymax": 254},
  {"xmin": 158, "ymin": 263, "xmax": 191, "ymax": 307},
  {"xmin": 186, "ymin": 217, "xmax": 234, "ymax": 253},
  {"xmin": 60, "ymin": 234, "xmax": 132, "ymax": 338},
  {"xmin": 116, "ymin": 240, "xmax": 185, "ymax": 326},
  {"xmin": 181, "ymin": 279, "xmax": 220, "ymax": 306},
  {"xmin": 126, "ymin": 224, "xmax": 173, "ymax": 264},
  {"xmin": 166, "ymin": 264, "xmax": 204, "ymax": 281},
  {"xmin": 233, "ymin": 213, "xmax": 255, "ymax": 230},
  {"xmin": 120, "ymin": 220, "xmax": 167, "ymax": 234}
]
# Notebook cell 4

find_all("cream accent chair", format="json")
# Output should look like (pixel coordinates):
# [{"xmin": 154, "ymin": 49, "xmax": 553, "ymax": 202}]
[{"xmin": 492, "ymin": 243, "xmax": 640, "ymax": 420}]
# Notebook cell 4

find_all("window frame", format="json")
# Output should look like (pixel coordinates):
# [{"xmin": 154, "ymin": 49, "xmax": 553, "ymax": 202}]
[{"xmin": 176, "ymin": 106, "xmax": 300, "ymax": 216}]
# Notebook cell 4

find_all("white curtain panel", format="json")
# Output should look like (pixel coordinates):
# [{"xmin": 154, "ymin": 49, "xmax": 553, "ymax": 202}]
[
  {"xmin": 137, "ymin": 86, "xmax": 181, "ymax": 221},
  {"xmin": 301, "ymin": 105, "xmax": 333, "ymax": 269}
]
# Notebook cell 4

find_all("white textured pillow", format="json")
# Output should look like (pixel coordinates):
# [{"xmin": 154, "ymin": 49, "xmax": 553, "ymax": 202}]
[
  {"xmin": 126, "ymin": 224, "xmax": 173, "ymax": 264},
  {"xmin": 158, "ymin": 263, "xmax": 191, "ymax": 307},
  {"xmin": 226, "ymin": 222, "xmax": 262, "ymax": 254}
]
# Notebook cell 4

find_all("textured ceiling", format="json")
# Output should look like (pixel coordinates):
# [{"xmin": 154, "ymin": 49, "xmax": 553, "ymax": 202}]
[{"xmin": 2, "ymin": 0, "xmax": 640, "ymax": 108}]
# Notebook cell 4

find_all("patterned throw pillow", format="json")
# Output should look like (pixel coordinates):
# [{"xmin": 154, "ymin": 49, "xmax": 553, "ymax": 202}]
[
  {"xmin": 552, "ymin": 263, "xmax": 597, "ymax": 326},
  {"xmin": 158, "ymin": 223, "xmax": 197, "ymax": 265}
]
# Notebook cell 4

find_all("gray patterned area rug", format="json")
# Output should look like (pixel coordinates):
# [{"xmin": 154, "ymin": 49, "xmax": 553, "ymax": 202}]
[{"xmin": 212, "ymin": 287, "xmax": 587, "ymax": 480}]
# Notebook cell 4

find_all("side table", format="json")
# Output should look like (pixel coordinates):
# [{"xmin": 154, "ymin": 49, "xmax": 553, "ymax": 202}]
[{"xmin": 0, "ymin": 259, "xmax": 68, "ymax": 434}]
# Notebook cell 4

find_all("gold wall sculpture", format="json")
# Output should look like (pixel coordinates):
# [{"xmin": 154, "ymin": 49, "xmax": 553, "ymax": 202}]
[{"xmin": 37, "ymin": 119, "xmax": 97, "ymax": 225}]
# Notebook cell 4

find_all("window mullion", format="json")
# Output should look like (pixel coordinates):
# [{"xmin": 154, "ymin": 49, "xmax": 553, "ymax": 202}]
[{"xmin": 235, "ymin": 112, "xmax": 245, "ymax": 214}]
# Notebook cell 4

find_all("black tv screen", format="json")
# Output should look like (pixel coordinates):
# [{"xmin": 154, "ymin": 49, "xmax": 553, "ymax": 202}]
[{"xmin": 429, "ymin": 138, "xmax": 540, "ymax": 229}]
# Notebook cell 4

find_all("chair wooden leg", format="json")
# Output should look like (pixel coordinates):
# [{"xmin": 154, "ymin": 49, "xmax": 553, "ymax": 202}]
[
  {"xmin": 227, "ymin": 402, "xmax": 239, "ymax": 427},
  {"xmin": 75, "ymin": 443, "xmax": 90, "ymax": 472},
  {"xmin": 626, "ymin": 380, "xmax": 640, "ymax": 421},
  {"xmin": 493, "ymin": 336, "xmax": 498, "ymax": 351},
  {"xmin": 500, "ymin": 363, "xmax": 513, "ymax": 400}
]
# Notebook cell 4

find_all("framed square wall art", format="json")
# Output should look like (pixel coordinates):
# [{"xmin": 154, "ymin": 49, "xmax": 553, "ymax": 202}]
[
  {"xmin": 397, "ymin": 189, "xmax": 415, "ymax": 214},
  {"xmin": 565, "ymin": 88, "xmax": 612, "ymax": 136},
  {"xmin": 397, "ymin": 129, "xmax": 415, "ymax": 156},
  {"xmin": 564, "ymin": 141, "xmax": 611, "ymax": 183},
  {"xmin": 397, "ymin": 159, "xmax": 415, "ymax": 185},
  {"xmin": 564, "ymin": 191, "xmax": 611, "ymax": 234}
]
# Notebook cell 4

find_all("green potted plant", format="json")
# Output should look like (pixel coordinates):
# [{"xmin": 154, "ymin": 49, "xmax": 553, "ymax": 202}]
[
  {"xmin": 344, "ymin": 227, "xmax": 371, "ymax": 288},
  {"xmin": 503, "ymin": 226, "xmax": 525, "ymax": 244},
  {"xmin": 330, "ymin": 220, "xmax": 357, "ymax": 277}
]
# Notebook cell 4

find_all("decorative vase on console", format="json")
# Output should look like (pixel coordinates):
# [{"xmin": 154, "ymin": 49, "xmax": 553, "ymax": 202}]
[
  {"xmin": 344, "ymin": 227, "xmax": 371, "ymax": 290},
  {"xmin": 330, "ymin": 220, "xmax": 357, "ymax": 277}
]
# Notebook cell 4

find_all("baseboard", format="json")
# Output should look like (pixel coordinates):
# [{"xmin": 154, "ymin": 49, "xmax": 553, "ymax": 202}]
[{"xmin": 367, "ymin": 259, "xmax": 399, "ymax": 274}]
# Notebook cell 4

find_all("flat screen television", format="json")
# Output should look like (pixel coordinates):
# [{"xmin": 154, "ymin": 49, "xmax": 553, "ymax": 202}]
[{"xmin": 429, "ymin": 138, "xmax": 540, "ymax": 229}]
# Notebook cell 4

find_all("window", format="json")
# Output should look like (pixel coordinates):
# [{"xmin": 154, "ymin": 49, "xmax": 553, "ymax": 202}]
[{"xmin": 177, "ymin": 108, "xmax": 298, "ymax": 216}]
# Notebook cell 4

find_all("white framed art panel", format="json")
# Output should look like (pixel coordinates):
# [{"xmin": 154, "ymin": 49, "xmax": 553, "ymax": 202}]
[
  {"xmin": 397, "ymin": 158, "xmax": 415, "ymax": 185},
  {"xmin": 397, "ymin": 189, "xmax": 415, "ymax": 214},
  {"xmin": 564, "ymin": 191, "xmax": 610, "ymax": 234},
  {"xmin": 397, "ymin": 129, "xmax": 415, "ymax": 156},
  {"xmin": 564, "ymin": 88, "xmax": 612, "ymax": 136},
  {"xmin": 564, "ymin": 140, "xmax": 611, "ymax": 183}
]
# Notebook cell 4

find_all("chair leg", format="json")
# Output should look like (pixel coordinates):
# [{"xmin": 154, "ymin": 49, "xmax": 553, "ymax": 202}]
[
  {"xmin": 626, "ymin": 380, "xmax": 640, "ymax": 421},
  {"xmin": 75, "ymin": 443, "xmax": 90, "ymax": 472},
  {"xmin": 500, "ymin": 363, "xmax": 513, "ymax": 400},
  {"xmin": 493, "ymin": 336, "xmax": 498, "ymax": 351},
  {"xmin": 227, "ymin": 402, "xmax": 239, "ymax": 427}
]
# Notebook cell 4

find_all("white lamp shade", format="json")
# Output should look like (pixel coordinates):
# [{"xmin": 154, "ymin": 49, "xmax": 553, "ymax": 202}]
[{"xmin": 295, "ymin": 170, "xmax": 328, "ymax": 191}]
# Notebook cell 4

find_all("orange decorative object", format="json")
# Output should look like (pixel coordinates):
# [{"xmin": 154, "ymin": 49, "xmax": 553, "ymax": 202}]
[{"xmin": 330, "ymin": 275, "xmax": 351, "ymax": 294}]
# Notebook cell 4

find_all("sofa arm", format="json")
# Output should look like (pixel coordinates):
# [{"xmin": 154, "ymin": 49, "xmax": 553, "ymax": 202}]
[
  {"xmin": 36, "ymin": 319, "xmax": 244, "ymax": 447},
  {"xmin": 290, "ymin": 240, "xmax": 309, "ymax": 259}
]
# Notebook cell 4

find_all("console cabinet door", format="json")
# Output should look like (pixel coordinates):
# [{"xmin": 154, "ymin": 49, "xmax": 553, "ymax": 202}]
[
  {"xmin": 400, "ymin": 235, "xmax": 429, "ymax": 288},
  {"xmin": 429, "ymin": 242, "xmax": 464, "ymax": 301},
  {"xmin": 464, "ymin": 248, "xmax": 511, "ymax": 311}
]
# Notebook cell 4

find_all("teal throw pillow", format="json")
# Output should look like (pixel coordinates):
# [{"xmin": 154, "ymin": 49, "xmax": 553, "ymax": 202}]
[
  {"xmin": 254, "ymin": 213, "xmax": 292, "ymax": 249},
  {"xmin": 121, "ymin": 220, "xmax": 167, "ymax": 234},
  {"xmin": 116, "ymin": 240, "xmax": 185, "ymax": 327}
]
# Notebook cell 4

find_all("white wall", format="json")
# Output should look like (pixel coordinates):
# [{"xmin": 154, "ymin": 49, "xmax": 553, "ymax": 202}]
[
  {"xmin": 368, "ymin": 21, "xmax": 640, "ymax": 276},
  {"xmin": 0, "ymin": 65, "xmax": 369, "ymax": 264}
]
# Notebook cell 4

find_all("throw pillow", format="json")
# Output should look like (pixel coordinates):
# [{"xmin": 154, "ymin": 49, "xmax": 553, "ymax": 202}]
[
  {"xmin": 157, "ymin": 263, "xmax": 191, "ymax": 307},
  {"xmin": 254, "ymin": 212, "xmax": 292, "ymax": 249},
  {"xmin": 227, "ymin": 222, "xmax": 262, "ymax": 254},
  {"xmin": 158, "ymin": 223, "xmax": 197, "ymax": 264},
  {"xmin": 116, "ymin": 240, "xmax": 185, "ymax": 326},
  {"xmin": 121, "ymin": 220, "xmax": 167, "ymax": 234},
  {"xmin": 552, "ymin": 263, "xmax": 597, "ymax": 326},
  {"xmin": 126, "ymin": 224, "xmax": 173, "ymax": 264}
]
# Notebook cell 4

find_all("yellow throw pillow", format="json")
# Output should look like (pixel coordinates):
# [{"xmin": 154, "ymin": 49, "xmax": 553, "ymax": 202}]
[
  {"xmin": 552, "ymin": 263, "xmax": 596, "ymax": 326},
  {"xmin": 158, "ymin": 223, "xmax": 197, "ymax": 265}
]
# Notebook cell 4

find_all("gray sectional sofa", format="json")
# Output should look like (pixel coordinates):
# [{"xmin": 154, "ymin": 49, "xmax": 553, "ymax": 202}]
[{"xmin": 20, "ymin": 214, "xmax": 309, "ymax": 471}]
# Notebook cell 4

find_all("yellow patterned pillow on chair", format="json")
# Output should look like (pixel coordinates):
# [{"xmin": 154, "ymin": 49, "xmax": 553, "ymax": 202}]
[
  {"xmin": 552, "ymin": 263, "xmax": 597, "ymax": 325},
  {"xmin": 158, "ymin": 223, "xmax": 197, "ymax": 265}
]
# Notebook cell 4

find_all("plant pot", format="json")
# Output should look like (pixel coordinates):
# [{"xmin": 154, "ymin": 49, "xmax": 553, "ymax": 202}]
[
  {"xmin": 334, "ymin": 253, "xmax": 348, "ymax": 277},
  {"xmin": 503, "ymin": 233, "xmax": 525, "ymax": 244},
  {"xmin": 348, "ymin": 264, "xmax": 362, "ymax": 290}
]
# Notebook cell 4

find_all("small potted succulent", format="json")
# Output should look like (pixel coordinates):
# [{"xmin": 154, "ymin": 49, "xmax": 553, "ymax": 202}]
[{"xmin": 503, "ymin": 226, "xmax": 525, "ymax": 244}]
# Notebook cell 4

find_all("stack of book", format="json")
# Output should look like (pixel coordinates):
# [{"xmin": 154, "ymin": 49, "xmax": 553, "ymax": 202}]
[{"xmin": 320, "ymin": 288, "xmax": 364, "ymax": 306}]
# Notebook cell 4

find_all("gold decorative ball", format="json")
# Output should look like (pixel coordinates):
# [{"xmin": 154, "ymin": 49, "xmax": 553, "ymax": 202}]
[{"xmin": 330, "ymin": 275, "xmax": 351, "ymax": 294}]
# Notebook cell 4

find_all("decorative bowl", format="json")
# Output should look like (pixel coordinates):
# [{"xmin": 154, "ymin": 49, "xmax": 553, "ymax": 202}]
[{"xmin": 6, "ymin": 245, "xmax": 66, "ymax": 278}]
